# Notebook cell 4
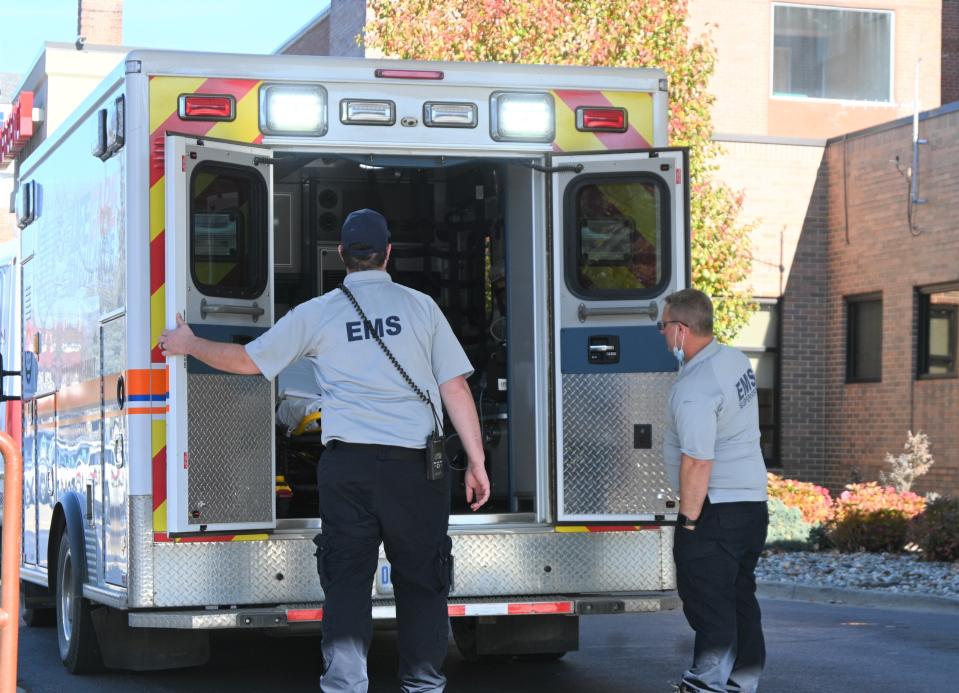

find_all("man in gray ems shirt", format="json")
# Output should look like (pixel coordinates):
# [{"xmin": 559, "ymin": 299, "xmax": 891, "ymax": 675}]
[
  {"xmin": 160, "ymin": 209, "xmax": 491, "ymax": 693},
  {"xmin": 659, "ymin": 288, "xmax": 768, "ymax": 693}
]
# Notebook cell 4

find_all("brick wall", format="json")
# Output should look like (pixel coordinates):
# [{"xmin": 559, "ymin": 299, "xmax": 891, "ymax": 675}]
[
  {"xmin": 782, "ymin": 105, "xmax": 959, "ymax": 496},
  {"xmin": 77, "ymin": 0, "xmax": 123, "ymax": 46},
  {"xmin": 945, "ymin": 0, "xmax": 959, "ymax": 104}
]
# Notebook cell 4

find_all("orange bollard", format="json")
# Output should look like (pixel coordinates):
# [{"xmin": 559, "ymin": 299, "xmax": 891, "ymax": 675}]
[{"xmin": 0, "ymin": 432, "xmax": 22, "ymax": 693}]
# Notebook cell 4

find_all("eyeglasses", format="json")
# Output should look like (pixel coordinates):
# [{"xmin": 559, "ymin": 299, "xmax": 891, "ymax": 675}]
[{"xmin": 656, "ymin": 320, "xmax": 688, "ymax": 331}]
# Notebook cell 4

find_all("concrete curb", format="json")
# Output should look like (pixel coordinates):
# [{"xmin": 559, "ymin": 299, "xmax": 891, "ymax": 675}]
[{"xmin": 758, "ymin": 581, "xmax": 959, "ymax": 612}]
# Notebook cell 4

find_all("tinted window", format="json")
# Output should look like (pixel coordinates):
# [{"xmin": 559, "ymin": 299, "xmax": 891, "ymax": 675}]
[
  {"xmin": 568, "ymin": 177, "xmax": 667, "ymax": 298},
  {"xmin": 190, "ymin": 163, "xmax": 268, "ymax": 299},
  {"xmin": 773, "ymin": 5, "xmax": 892, "ymax": 102},
  {"xmin": 918, "ymin": 287, "xmax": 958, "ymax": 378},
  {"xmin": 846, "ymin": 296, "xmax": 882, "ymax": 382}
]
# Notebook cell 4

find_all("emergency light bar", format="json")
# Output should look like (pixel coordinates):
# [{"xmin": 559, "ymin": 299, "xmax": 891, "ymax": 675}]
[
  {"xmin": 178, "ymin": 94, "xmax": 236, "ymax": 121},
  {"xmin": 259, "ymin": 84, "xmax": 328, "ymax": 136},
  {"xmin": 424, "ymin": 102, "xmax": 477, "ymax": 128},
  {"xmin": 490, "ymin": 91, "xmax": 554, "ymax": 142},
  {"xmin": 576, "ymin": 106, "xmax": 628, "ymax": 133},
  {"xmin": 340, "ymin": 99, "xmax": 395, "ymax": 125}
]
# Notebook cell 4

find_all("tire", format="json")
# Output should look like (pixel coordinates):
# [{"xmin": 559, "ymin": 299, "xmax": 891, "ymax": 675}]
[
  {"xmin": 55, "ymin": 532, "xmax": 103, "ymax": 673},
  {"xmin": 21, "ymin": 581, "xmax": 56, "ymax": 627}
]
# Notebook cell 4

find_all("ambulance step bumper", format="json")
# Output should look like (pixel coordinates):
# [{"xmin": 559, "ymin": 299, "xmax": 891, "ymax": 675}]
[{"xmin": 127, "ymin": 592, "xmax": 680, "ymax": 629}]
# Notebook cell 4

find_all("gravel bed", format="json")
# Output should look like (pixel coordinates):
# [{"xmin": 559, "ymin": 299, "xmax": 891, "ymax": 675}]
[{"xmin": 756, "ymin": 551, "xmax": 959, "ymax": 600}]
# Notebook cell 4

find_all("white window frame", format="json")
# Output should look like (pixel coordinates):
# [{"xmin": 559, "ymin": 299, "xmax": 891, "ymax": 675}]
[{"xmin": 770, "ymin": 2, "xmax": 895, "ymax": 105}]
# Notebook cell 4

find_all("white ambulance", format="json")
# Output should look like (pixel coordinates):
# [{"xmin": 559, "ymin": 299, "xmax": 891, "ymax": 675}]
[{"xmin": 7, "ymin": 50, "xmax": 688, "ymax": 671}]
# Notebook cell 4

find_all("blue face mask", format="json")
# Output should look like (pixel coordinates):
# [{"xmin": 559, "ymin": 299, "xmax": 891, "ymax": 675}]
[{"xmin": 672, "ymin": 332, "xmax": 686, "ymax": 368}]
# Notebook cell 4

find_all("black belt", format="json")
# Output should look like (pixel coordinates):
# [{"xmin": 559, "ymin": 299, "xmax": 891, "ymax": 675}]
[{"xmin": 326, "ymin": 439, "xmax": 423, "ymax": 462}]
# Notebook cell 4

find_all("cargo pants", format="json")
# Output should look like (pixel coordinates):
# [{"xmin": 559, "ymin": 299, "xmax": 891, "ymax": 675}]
[
  {"xmin": 313, "ymin": 441, "xmax": 453, "ymax": 693},
  {"xmin": 673, "ymin": 499, "xmax": 769, "ymax": 693}
]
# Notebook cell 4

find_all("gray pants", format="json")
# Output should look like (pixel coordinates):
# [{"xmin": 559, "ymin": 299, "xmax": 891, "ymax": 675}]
[
  {"xmin": 674, "ymin": 500, "xmax": 769, "ymax": 693},
  {"xmin": 314, "ymin": 442, "xmax": 453, "ymax": 693}
]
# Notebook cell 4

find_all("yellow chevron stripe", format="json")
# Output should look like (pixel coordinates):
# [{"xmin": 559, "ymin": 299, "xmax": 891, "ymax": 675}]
[
  {"xmin": 554, "ymin": 526, "xmax": 590, "ymax": 533},
  {"xmin": 151, "ymin": 286, "xmax": 165, "ymax": 350},
  {"xmin": 154, "ymin": 499, "xmax": 167, "ymax": 533},
  {"xmin": 207, "ymin": 82, "xmax": 263, "ymax": 142},
  {"xmin": 150, "ymin": 179, "xmax": 165, "ymax": 242},
  {"xmin": 152, "ymin": 418, "xmax": 166, "ymax": 458},
  {"xmin": 231, "ymin": 534, "xmax": 270, "ymax": 542},
  {"xmin": 552, "ymin": 93, "xmax": 604, "ymax": 152},
  {"xmin": 602, "ymin": 91, "xmax": 655, "ymax": 145},
  {"xmin": 150, "ymin": 77, "xmax": 206, "ymax": 133}
]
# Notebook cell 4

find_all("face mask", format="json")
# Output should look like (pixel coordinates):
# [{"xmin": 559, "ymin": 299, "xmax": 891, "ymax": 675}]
[{"xmin": 672, "ymin": 330, "xmax": 686, "ymax": 368}]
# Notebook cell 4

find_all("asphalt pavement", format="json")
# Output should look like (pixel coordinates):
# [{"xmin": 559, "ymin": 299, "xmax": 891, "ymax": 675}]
[{"xmin": 14, "ymin": 593, "xmax": 959, "ymax": 693}]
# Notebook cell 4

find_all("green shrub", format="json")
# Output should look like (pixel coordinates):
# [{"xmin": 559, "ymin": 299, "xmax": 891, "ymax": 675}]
[
  {"xmin": 766, "ymin": 497, "xmax": 814, "ymax": 550},
  {"xmin": 910, "ymin": 497, "xmax": 959, "ymax": 562},
  {"xmin": 826, "ymin": 483, "xmax": 926, "ymax": 553},
  {"xmin": 767, "ymin": 473, "xmax": 833, "ymax": 524}
]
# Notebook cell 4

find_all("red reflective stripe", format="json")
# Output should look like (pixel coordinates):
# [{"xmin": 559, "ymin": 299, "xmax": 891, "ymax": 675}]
[
  {"xmin": 447, "ymin": 605, "xmax": 467, "ymax": 617},
  {"xmin": 507, "ymin": 601, "xmax": 574, "ymax": 615},
  {"xmin": 287, "ymin": 609, "xmax": 324, "ymax": 622}
]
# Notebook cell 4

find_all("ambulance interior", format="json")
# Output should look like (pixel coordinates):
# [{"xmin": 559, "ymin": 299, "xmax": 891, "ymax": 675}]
[{"xmin": 268, "ymin": 154, "xmax": 536, "ymax": 519}]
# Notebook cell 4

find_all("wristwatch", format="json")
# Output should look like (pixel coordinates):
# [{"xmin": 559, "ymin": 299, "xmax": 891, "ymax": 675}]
[{"xmin": 678, "ymin": 513, "xmax": 698, "ymax": 529}]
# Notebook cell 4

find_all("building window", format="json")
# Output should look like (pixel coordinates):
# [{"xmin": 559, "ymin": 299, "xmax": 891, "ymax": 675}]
[
  {"xmin": 846, "ymin": 295, "xmax": 882, "ymax": 382},
  {"xmin": 730, "ymin": 300, "xmax": 780, "ymax": 468},
  {"xmin": 918, "ymin": 285, "xmax": 959, "ymax": 378},
  {"xmin": 772, "ymin": 4, "xmax": 893, "ymax": 102}
]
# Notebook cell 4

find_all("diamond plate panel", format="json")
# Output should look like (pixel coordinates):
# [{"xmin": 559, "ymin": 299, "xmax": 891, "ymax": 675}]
[
  {"xmin": 561, "ymin": 372, "xmax": 678, "ymax": 518},
  {"xmin": 152, "ymin": 529, "xmax": 673, "ymax": 607},
  {"xmin": 129, "ymin": 495, "xmax": 154, "ymax": 607},
  {"xmin": 187, "ymin": 374, "xmax": 274, "ymax": 525}
]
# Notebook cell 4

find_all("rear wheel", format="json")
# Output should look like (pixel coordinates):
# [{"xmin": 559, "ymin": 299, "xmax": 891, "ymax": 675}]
[{"xmin": 55, "ymin": 532, "xmax": 103, "ymax": 673}]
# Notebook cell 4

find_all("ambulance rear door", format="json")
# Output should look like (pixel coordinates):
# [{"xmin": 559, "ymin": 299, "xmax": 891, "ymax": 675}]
[
  {"xmin": 551, "ymin": 149, "xmax": 688, "ymax": 523},
  {"xmin": 164, "ymin": 134, "xmax": 276, "ymax": 534}
]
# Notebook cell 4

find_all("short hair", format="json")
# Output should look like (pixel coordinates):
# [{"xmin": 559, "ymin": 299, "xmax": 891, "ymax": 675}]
[
  {"xmin": 664, "ymin": 288, "xmax": 714, "ymax": 336},
  {"xmin": 342, "ymin": 250, "xmax": 387, "ymax": 272}
]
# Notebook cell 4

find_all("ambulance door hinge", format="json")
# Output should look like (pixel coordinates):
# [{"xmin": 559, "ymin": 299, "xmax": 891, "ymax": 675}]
[
  {"xmin": 253, "ymin": 156, "xmax": 275, "ymax": 167},
  {"xmin": 125, "ymin": 60, "xmax": 142, "ymax": 74}
]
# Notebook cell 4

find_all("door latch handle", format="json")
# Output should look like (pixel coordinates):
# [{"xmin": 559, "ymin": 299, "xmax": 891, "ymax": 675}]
[{"xmin": 200, "ymin": 299, "xmax": 265, "ymax": 322}]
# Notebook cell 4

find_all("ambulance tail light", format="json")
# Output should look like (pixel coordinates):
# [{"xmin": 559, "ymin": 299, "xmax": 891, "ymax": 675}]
[
  {"xmin": 178, "ymin": 94, "xmax": 236, "ymax": 121},
  {"xmin": 424, "ymin": 102, "xmax": 477, "ymax": 128},
  {"xmin": 340, "ymin": 99, "xmax": 395, "ymax": 125},
  {"xmin": 490, "ymin": 92, "xmax": 554, "ymax": 143},
  {"xmin": 259, "ymin": 84, "xmax": 328, "ymax": 136},
  {"xmin": 576, "ymin": 106, "xmax": 627, "ymax": 133}
]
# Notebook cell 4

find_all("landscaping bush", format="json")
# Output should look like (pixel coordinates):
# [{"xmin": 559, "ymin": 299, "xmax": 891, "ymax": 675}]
[
  {"xmin": 767, "ymin": 473, "xmax": 833, "ymax": 524},
  {"xmin": 910, "ymin": 497, "xmax": 959, "ymax": 562},
  {"xmin": 827, "ymin": 483, "xmax": 925, "ymax": 553},
  {"xmin": 765, "ymin": 498, "xmax": 814, "ymax": 550}
]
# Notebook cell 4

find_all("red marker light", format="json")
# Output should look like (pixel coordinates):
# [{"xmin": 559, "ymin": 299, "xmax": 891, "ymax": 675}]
[
  {"xmin": 178, "ymin": 94, "xmax": 236, "ymax": 121},
  {"xmin": 374, "ymin": 69, "xmax": 444, "ymax": 80},
  {"xmin": 576, "ymin": 107, "xmax": 627, "ymax": 132}
]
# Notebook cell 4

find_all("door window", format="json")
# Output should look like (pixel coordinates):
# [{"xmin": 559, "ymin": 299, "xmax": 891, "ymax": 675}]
[
  {"xmin": 566, "ymin": 175, "xmax": 669, "ymax": 299},
  {"xmin": 190, "ymin": 162, "xmax": 268, "ymax": 299}
]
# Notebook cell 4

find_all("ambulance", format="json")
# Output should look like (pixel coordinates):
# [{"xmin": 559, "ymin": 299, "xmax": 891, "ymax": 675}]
[{"xmin": 6, "ymin": 50, "xmax": 689, "ymax": 671}]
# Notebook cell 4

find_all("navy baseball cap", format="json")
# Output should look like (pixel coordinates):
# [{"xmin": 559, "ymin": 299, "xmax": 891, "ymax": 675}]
[{"xmin": 340, "ymin": 209, "xmax": 390, "ymax": 257}]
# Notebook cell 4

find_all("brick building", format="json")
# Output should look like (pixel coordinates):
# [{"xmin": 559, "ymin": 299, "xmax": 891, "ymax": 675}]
[{"xmin": 783, "ymin": 104, "xmax": 959, "ymax": 495}]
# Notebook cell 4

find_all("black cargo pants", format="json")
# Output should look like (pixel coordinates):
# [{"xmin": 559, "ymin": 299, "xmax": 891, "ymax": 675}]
[
  {"xmin": 313, "ymin": 441, "xmax": 452, "ymax": 693},
  {"xmin": 673, "ymin": 499, "xmax": 769, "ymax": 693}
]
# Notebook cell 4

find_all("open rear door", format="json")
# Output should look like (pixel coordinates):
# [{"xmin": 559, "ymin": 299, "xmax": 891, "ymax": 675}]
[
  {"xmin": 552, "ymin": 149, "xmax": 688, "ymax": 523},
  {"xmin": 165, "ymin": 135, "xmax": 275, "ymax": 534}
]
